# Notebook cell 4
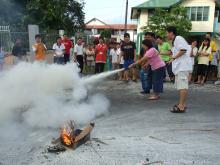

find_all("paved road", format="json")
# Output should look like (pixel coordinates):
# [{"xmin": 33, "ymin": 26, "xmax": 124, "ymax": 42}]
[
  {"xmin": 91, "ymin": 81, "xmax": 220, "ymax": 165},
  {"xmin": 0, "ymin": 80, "xmax": 220, "ymax": 165}
]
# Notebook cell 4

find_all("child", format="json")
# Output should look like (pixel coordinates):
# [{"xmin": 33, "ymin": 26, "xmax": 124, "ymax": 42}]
[
  {"xmin": 110, "ymin": 43, "xmax": 119, "ymax": 70},
  {"xmin": 110, "ymin": 42, "xmax": 119, "ymax": 79},
  {"xmin": 85, "ymin": 44, "xmax": 95, "ymax": 74},
  {"xmin": 118, "ymin": 43, "xmax": 124, "ymax": 81},
  {"xmin": 32, "ymin": 34, "xmax": 47, "ymax": 61}
]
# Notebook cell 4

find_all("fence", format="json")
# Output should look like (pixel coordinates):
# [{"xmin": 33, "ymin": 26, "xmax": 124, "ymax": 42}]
[
  {"xmin": 0, "ymin": 25, "xmax": 58, "ymax": 53},
  {"xmin": 0, "ymin": 26, "xmax": 12, "ymax": 52}
]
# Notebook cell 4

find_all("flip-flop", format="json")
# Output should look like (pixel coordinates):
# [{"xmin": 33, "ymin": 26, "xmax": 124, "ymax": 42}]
[{"xmin": 170, "ymin": 106, "xmax": 186, "ymax": 113}]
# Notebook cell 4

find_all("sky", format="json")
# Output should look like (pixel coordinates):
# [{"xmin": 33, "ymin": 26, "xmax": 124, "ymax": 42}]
[{"xmin": 84, "ymin": 0, "xmax": 146, "ymax": 24}]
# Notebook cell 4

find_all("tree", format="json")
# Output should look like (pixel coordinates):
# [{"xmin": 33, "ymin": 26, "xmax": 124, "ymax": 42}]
[
  {"xmin": 0, "ymin": 0, "xmax": 85, "ymax": 33},
  {"xmin": 24, "ymin": 0, "xmax": 85, "ymax": 33},
  {"xmin": 142, "ymin": 6, "xmax": 192, "ymax": 38},
  {"xmin": 0, "ymin": 0, "xmax": 26, "ymax": 30},
  {"xmin": 100, "ymin": 29, "xmax": 112, "ymax": 39}
]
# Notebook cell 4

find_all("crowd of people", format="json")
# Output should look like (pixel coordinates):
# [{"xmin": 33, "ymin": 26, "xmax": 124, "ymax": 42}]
[
  {"xmin": 0, "ymin": 27, "xmax": 220, "ymax": 112},
  {"xmin": 36, "ymin": 29, "xmax": 220, "ymax": 112}
]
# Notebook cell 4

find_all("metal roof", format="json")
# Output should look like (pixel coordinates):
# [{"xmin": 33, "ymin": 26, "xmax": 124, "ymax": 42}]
[
  {"xmin": 131, "ymin": 0, "xmax": 181, "ymax": 19},
  {"xmin": 133, "ymin": 0, "xmax": 181, "ymax": 9}
]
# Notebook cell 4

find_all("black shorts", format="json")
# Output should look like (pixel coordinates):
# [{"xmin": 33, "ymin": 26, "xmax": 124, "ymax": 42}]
[{"xmin": 197, "ymin": 64, "xmax": 208, "ymax": 76}]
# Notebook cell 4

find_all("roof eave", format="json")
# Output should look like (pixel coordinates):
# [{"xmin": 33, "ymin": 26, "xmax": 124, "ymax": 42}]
[{"xmin": 131, "ymin": 7, "xmax": 170, "ymax": 19}]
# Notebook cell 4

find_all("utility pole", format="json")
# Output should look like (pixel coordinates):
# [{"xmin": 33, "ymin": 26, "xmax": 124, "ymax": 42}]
[{"xmin": 124, "ymin": 0, "xmax": 128, "ymax": 33}]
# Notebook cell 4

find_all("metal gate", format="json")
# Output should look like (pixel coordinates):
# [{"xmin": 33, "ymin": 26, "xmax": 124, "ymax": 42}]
[
  {"xmin": 0, "ymin": 25, "xmax": 59, "ymax": 53},
  {"xmin": 0, "ymin": 26, "xmax": 29, "ymax": 52}
]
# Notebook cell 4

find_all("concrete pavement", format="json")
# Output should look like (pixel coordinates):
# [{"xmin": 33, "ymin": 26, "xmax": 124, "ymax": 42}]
[{"xmin": 0, "ymin": 80, "xmax": 220, "ymax": 165}]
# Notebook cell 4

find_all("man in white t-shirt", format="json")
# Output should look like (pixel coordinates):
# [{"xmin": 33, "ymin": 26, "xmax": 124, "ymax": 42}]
[
  {"xmin": 74, "ymin": 38, "xmax": 84, "ymax": 73},
  {"xmin": 53, "ymin": 37, "xmax": 65, "ymax": 64},
  {"xmin": 167, "ymin": 26, "xmax": 192, "ymax": 113}
]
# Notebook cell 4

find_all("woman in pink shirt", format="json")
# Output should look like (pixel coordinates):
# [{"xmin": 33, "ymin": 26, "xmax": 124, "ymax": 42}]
[{"xmin": 129, "ymin": 39, "xmax": 165, "ymax": 100}]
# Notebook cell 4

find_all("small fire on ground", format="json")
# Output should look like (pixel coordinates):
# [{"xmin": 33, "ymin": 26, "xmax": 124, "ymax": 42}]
[{"xmin": 48, "ymin": 121, "xmax": 94, "ymax": 153}]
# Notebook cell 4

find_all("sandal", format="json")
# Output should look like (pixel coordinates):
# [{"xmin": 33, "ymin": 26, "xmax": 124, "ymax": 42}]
[
  {"xmin": 173, "ymin": 104, "xmax": 188, "ymax": 110},
  {"xmin": 170, "ymin": 106, "xmax": 186, "ymax": 113}
]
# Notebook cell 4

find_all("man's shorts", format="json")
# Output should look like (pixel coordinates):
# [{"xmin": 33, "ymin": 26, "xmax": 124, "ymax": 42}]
[
  {"xmin": 175, "ymin": 71, "xmax": 189, "ymax": 90},
  {"xmin": 124, "ymin": 59, "xmax": 134, "ymax": 70}
]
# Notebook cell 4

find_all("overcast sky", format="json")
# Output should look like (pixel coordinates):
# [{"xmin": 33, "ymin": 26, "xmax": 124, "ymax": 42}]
[{"xmin": 84, "ymin": 0, "xmax": 146, "ymax": 24}]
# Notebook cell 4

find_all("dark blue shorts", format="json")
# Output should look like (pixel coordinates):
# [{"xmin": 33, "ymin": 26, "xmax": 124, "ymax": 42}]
[{"xmin": 124, "ymin": 59, "xmax": 134, "ymax": 69}]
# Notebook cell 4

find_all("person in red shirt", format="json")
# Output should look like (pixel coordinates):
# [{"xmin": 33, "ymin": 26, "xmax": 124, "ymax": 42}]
[
  {"xmin": 62, "ymin": 34, "xmax": 73, "ymax": 64},
  {"xmin": 95, "ymin": 37, "xmax": 108, "ymax": 73}
]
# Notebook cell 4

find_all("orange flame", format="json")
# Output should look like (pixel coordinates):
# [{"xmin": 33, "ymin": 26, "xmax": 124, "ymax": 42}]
[{"xmin": 60, "ymin": 122, "xmax": 75, "ymax": 146}]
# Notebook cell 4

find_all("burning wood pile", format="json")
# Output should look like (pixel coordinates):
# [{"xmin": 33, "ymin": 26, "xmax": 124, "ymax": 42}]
[{"xmin": 47, "ymin": 121, "xmax": 94, "ymax": 153}]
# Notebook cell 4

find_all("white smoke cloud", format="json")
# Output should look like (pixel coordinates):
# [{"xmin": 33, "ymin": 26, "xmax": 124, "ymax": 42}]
[{"xmin": 0, "ymin": 62, "xmax": 110, "ymax": 128}]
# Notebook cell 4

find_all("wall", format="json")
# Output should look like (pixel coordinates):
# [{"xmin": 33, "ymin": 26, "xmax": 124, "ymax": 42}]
[
  {"xmin": 181, "ymin": 0, "xmax": 216, "ymax": 33},
  {"xmin": 137, "ymin": 9, "xmax": 148, "ymax": 33},
  {"xmin": 111, "ymin": 30, "xmax": 136, "ymax": 42}
]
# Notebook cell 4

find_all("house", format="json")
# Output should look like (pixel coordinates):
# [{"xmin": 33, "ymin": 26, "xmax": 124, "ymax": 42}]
[
  {"xmin": 131, "ymin": 0, "xmax": 220, "ymax": 35},
  {"xmin": 85, "ymin": 18, "xmax": 137, "ymax": 41}
]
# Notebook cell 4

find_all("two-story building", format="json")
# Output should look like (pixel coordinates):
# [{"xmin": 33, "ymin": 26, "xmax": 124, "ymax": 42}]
[
  {"xmin": 131, "ymin": 0, "xmax": 220, "ymax": 35},
  {"xmin": 131, "ymin": 0, "xmax": 220, "ymax": 52}
]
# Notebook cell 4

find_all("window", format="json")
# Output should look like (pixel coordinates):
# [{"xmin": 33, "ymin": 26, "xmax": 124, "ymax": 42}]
[
  {"xmin": 191, "ymin": 7, "xmax": 197, "ymax": 21},
  {"xmin": 187, "ymin": 8, "xmax": 191, "ymax": 19},
  {"xmin": 197, "ymin": 7, "xmax": 203, "ymax": 21},
  {"xmin": 186, "ymin": 6, "xmax": 209, "ymax": 21},
  {"xmin": 203, "ymin": 7, "xmax": 209, "ymax": 21}
]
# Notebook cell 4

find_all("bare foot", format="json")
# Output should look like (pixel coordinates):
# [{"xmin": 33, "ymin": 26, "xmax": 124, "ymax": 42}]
[{"xmin": 148, "ymin": 95, "xmax": 160, "ymax": 100}]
